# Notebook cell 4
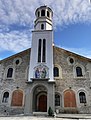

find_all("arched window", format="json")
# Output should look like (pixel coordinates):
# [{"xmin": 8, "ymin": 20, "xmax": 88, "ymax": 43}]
[
  {"xmin": 54, "ymin": 67, "xmax": 59, "ymax": 77},
  {"xmin": 76, "ymin": 67, "xmax": 83, "ymax": 77},
  {"xmin": 42, "ymin": 39, "xmax": 46, "ymax": 62},
  {"xmin": 47, "ymin": 11, "xmax": 50, "ymax": 17},
  {"xmin": 55, "ymin": 94, "xmax": 60, "ymax": 106},
  {"xmin": 2, "ymin": 92, "xmax": 9, "ymax": 103},
  {"xmin": 11, "ymin": 90, "xmax": 23, "ymax": 106},
  {"xmin": 41, "ymin": 10, "xmax": 45, "ymax": 16},
  {"xmin": 79, "ymin": 92, "xmax": 86, "ymax": 103},
  {"xmin": 7, "ymin": 68, "xmax": 13, "ymax": 78},
  {"xmin": 41, "ymin": 24, "xmax": 44, "ymax": 30},
  {"xmin": 38, "ymin": 11, "xmax": 40, "ymax": 17},
  {"xmin": 38, "ymin": 39, "xmax": 42, "ymax": 62}
]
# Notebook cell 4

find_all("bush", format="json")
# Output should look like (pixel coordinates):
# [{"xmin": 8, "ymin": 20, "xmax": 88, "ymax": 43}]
[{"xmin": 48, "ymin": 107, "xmax": 53, "ymax": 116}]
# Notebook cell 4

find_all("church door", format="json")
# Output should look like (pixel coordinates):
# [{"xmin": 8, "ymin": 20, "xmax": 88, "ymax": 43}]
[{"xmin": 38, "ymin": 95, "xmax": 47, "ymax": 112}]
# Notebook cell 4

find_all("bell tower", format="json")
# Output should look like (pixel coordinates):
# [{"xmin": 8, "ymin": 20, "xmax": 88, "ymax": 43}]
[
  {"xmin": 25, "ymin": 6, "xmax": 55, "ymax": 115},
  {"xmin": 28, "ymin": 6, "xmax": 54, "ymax": 81},
  {"xmin": 34, "ymin": 6, "xmax": 53, "ymax": 30}
]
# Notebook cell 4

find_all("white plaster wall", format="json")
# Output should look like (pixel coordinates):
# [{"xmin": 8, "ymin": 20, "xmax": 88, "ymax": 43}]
[{"xmin": 28, "ymin": 30, "xmax": 54, "ymax": 81}]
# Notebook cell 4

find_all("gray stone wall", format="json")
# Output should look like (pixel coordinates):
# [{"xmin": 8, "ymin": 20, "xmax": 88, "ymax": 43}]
[
  {"xmin": 0, "ymin": 49, "xmax": 30, "ymax": 115},
  {"xmin": 53, "ymin": 46, "xmax": 91, "ymax": 113},
  {"xmin": 0, "ymin": 47, "xmax": 91, "ymax": 115}
]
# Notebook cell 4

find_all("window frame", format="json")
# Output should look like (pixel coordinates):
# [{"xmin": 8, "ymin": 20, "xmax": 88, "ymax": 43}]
[
  {"xmin": 2, "ymin": 92, "xmax": 9, "ymax": 103},
  {"xmin": 7, "ymin": 68, "xmax": 13, "ymax": 78},
  {"xmin": 41, "ymin": 9, "xmax": 45, "ymax": 16},
  {"xmin": 54, "ymin": 64, "xmax": 62, "ymax": 79},
  {"xmin": 79, "ymin": 92, "xmax": 86, "ymax": 103},
  {"xmin": 76, "ymin": 66, "xmax": 83, "ymax": 77},
  {"xmin": 54, "ymin": 67, "xmax": 59, "ymax": 77},
  {"xmin": 73, "ymin": 64, "xmax": 85, "ymax": 79},
  {"xmin": 55, "ymin": 93, "xmax": 60, "ymax": 106}
]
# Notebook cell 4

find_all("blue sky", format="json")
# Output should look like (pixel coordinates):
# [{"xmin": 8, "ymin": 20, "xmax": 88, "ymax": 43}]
[{"xmin": 0, "ymin": 0, "xmax": 91, "ymax": 60}]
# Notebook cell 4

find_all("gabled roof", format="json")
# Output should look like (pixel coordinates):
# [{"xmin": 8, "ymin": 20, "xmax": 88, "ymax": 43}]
[
  {"xmin": 54, "ymin": 46, "xmax": 91, "ymax": 62},
  {"xmin": 0, "ymin": 48, "xmax": 31, "ymax": 63},
  {"xmin": 0, "ymin": 46, "xmax": 91, "ymax": 63}
]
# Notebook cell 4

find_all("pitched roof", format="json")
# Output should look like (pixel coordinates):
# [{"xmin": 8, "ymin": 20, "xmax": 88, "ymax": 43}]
[
  {"xmin": 0, "ymin": 48, "xmax": 31, "ymax": 63},
  {"xmin": 0, "ymin": 46, "xmax": 91, "ymax": 63},
  {"xmin": 54, "ymin": 45, "xmax": 91, "ymax": 62}
]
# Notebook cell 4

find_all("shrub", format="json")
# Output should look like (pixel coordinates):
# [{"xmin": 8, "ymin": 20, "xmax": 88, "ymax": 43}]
[{"xmin": 48, "ymin": 107, "xmax": 53, "ymax": 116}]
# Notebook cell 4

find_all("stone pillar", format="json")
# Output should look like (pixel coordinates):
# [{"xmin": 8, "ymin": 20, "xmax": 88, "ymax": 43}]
[
  {"xmin": 24, "ymin": 88, "xmax": 32, "ymax": 115},
  {"xmin": 47, "ymin": 83, "xmax": 55, "ymax": 113}
]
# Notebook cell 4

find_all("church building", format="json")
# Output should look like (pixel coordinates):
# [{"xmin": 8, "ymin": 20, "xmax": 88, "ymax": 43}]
[{"xmin": 0, "ymin": 6, "xmax": 91, "ymax": 115}]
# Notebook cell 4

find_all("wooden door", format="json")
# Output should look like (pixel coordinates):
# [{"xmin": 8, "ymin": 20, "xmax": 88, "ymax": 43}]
[{"xmin": 38, "ymin": 95, "xmax": 47, "ymax": 112}]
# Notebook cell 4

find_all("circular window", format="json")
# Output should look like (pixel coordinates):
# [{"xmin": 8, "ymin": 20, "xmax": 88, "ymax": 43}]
[
  {"xmin": 13, "ymin": 57, "xmax": 22, "ymax": 66},
  {"xmin": 15, "ymin": 60, "xmax": 20, "ymax": 65},
  {"xmin": 67, "ymin": 56, "xmax": 75, "ymax": 65},
  {"xmin": 69, "ymin": 58, "xmax": 74, "ymax": 64}
]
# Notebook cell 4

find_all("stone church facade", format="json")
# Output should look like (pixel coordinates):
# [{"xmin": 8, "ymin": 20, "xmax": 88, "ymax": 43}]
[{"xmin": 0, "ymin": 6, "xmax": 91, "ymax": 115}]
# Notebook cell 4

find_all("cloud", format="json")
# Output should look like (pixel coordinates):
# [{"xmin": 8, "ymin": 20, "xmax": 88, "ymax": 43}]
[
  {"xmin": 0, "ymin": 30, "xmax": 31, "ymax": 52},
  {"xmin": 0, "ymin": 0, "xmax": 91, "ymax": 57}
]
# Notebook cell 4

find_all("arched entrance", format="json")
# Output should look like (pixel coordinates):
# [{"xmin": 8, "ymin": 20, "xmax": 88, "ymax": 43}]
[
  {"xmin": 33, "ymin": 85, "xmax": 47, "ymax": 112},
  {"xmin": 38, "ymin": 94, "xmax": 47, "ymax": 112},
  {"xmin": 64, "ymin": 89, "xmax": 77, "ymax": 113},
  {"xmin": 64, "ymin": 89, "xmax": 76, "ymax": 107}
]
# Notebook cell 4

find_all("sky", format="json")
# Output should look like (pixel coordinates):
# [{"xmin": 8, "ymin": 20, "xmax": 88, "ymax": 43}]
[{"xmin": 0, "ymin": 0, "xmax": 91, "ymax": 60}]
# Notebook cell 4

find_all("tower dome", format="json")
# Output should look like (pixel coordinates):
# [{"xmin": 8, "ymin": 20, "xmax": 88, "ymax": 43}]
[{"xmin": 34, "ymin": 6, "xmax": 53, "ymax": 30}]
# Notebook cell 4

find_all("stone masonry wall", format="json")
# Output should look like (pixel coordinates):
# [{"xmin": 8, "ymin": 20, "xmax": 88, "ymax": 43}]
[
  {"xmin": 0, "ymin": 49, "xmax": 30, "ymax": 115},
  {"xmin": 53, "ymin": 46, "xmax": 91, "ymax": 113}
]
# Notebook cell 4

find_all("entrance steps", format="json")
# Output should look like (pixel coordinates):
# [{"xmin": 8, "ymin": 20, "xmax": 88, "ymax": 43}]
[{"xmin": 33, "ymin": 112, "xmax": 47, "ymax": 116}]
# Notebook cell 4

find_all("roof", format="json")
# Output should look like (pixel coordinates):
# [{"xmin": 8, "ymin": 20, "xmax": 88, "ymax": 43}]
[
  {"xmin": 0, "ymin": 48, "xmax": 31, "ymax": 63},
  {"xmin": 54, "ymin": 45, "xmax": 91, "ymax": 62},
  {"xmin": 0, "ymin": 46, "xmax": 91, "ymax": 63}
]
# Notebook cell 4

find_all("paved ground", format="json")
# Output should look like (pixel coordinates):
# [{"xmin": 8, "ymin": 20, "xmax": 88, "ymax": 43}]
[{"xmin": 0, "ymin": 114, "xmax": 91, "ymax": 120}]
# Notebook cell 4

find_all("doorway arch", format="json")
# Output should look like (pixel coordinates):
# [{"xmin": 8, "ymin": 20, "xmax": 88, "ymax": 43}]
[
  {"xmin": 64, "ymin": 89, "xmax": 77, "ymax": 108},
  {"xmin": 33, "ymin": 85, "xmax": 47, "ymax": 112}
]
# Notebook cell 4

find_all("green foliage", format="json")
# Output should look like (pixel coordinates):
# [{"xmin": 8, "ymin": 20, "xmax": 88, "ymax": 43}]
[{"xmin": 48, "ymin": 107, "xmax": 53, "ymax": 116}]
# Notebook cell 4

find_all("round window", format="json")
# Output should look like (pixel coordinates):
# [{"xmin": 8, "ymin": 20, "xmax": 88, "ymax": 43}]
[
  {"xmin": 69, "ymin": 58, "xmax": 74, "ymax": 64},
  {"xmin": 15, "ymin": 60, "xmax": 20, "ymax": 65},
  {"xmin": 13, "ymin": 57, "xmax": 22, "ymax": 66}
]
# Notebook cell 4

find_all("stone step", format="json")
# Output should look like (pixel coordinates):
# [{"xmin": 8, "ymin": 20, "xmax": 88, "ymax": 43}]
[{"xmin": 33, "ymin": 112, "xmax": 47, "ymax": 116}]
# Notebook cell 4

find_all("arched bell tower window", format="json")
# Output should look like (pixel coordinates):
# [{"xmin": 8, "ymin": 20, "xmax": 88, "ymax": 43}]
[
  {"xmin": 38, "ymin": 39, "xmax": 46, "ymax": 63},
  {"xmin": 47, "ymin": 11, "xmax": 50, "ymax": 17},
  {"xmin": 41, "ymin": 24, "xmax": 44, "ymax": 30},
  {"xmin": 41, "ymin": 10, "xmax": 45, "ymax": 16},
  {"xmin": 76, "ymin": 67, "xmax": 83, "ymax": 77},
  {"xmin": 54, "ymin": 67, "xmax": 59, "ymax": 77},
  {"xmin": 79, "ymin": 92, "xmax": 86, "ymax": 103},
  {"xmin": 38, "ymin": 11, "xmax": 40, "ymax": 17},
  {"xmin": 7, "ymin": 68, "xmax": 13, "ymax": 78},
  {"xmin": 38, "ymin": 39, "xmax": 42, "ymax": 62},
  {"xmin": 42, "ymin": 39, "xmax": 46, "ymax": 62}
]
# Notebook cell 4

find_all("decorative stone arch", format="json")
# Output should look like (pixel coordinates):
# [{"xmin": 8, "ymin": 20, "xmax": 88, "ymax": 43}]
[
  {"xmin": 64, "ymin": 89, "xmax": 77, "ymax": 108},
  {"xmin": 4, "ymin": 65, "xmax": 15, "ymax": 79},
  {"xmin": 73, "ymin": 63, "xmax": 85, "ymax": 78},
  {"xmin": 32, "ymin": 84, "xmax": 48, "ymax": 112},
  {"xmin": 77, "ymin": 89, "xmax": 88, "ymax": 107},
  {"xmin": 11, "ymin": 89, "xmax": 24, "ymax": 107},
  {"xmin": 54, "ymin": 64, "xmax": 62, "ymax": 79}
]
